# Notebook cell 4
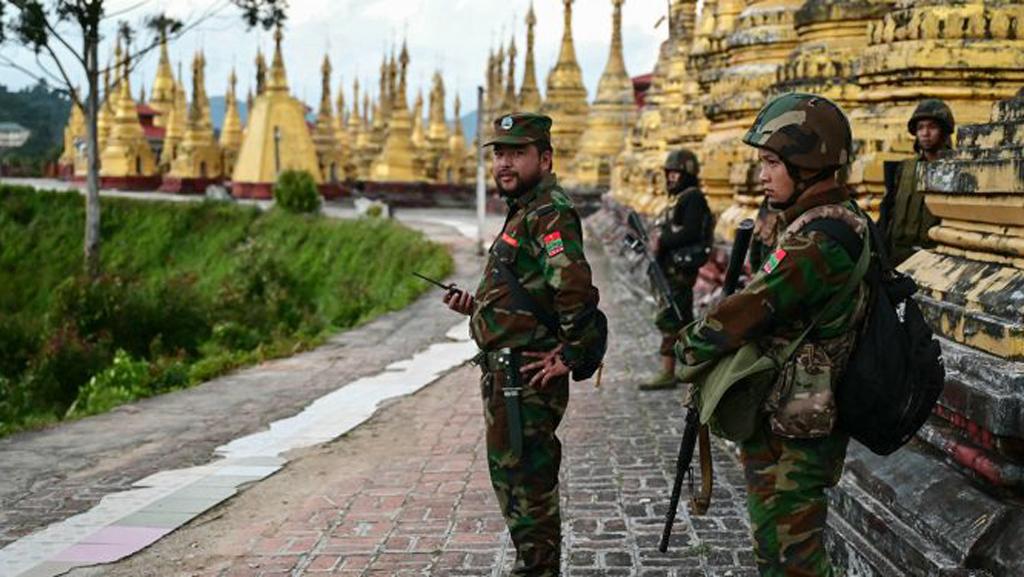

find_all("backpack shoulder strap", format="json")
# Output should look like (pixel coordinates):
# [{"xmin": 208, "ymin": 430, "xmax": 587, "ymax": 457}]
[
  {"xmin": 801, "ymin": 217, "xmax": 864, "ymax": 262},
  {"xmin": 493, "ymin": 259, "xmax": 560, "ymax": 334}
]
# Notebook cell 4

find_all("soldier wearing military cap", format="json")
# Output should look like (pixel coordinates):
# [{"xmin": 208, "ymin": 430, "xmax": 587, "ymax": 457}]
[
  {"xmin": 880, "ymin": 98, "xmax": 956, "ymax": 265},
  {"xmin": 640, "ymin": 148, "xmax": 713, "ymax": 391},
  {"xmin": 443, "ymin": 112, "xmax": 604, "ymax": 576},
  {"xmin": 678, "ymin": 93, "xmax": 871, "ymax": 576}
]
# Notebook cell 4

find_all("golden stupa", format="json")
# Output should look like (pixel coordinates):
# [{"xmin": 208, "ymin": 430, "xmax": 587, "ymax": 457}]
[
  {"xmin": 163, "ymin": 51, "xmax": 223, "ymax": 192},
  {"xmin": 59, "ymin": 95, "xmax": 85, "ymax": 177},
  {"xmin": 371, "ymin": 41, "xmax": 423, "ymax": 182},
  {"xmin": 541, "ymin": 0, "xmax": 590, "ymax": 170},
  {"xmin": 231, "ymin": 26, "xmax": 322, "ymax": 198},
  {"xmin": 99, "ymin": 49, "xmax": 159, "ymax": 188},
  {"xmin": 439, "ymin": 94, "xmax": 473, "ymax": 185},
  {"xmin": 219, "ymin": 69, "xmax": 244, "ymax": 177},
  {"xmin": 333, "ymin": 77, "xmax": 352, "ymax": 173},
  {"xmin": 354, "ymin": 91, "xmax": 376, "ymax": 179},
  {"xmin": 423, "ymin": 71, "xmax": 451, "ymax": 182},
  {"xmin": 501, "ymin": 37, "xmax": 518, "ymax": 113},
  {"xmin": 568, "ymin": 0, "xmax": 636, "ymax": 191},
  {"xmin": 148, "ymin": 30, "xmax": 175, "ymax": 128},
  {"xmin": 312, "ymin": 54, "xmax": 345, "ymax": 186},
  {"xmin": 519, "ymin": 2, "xmax": 544, "ymax": 113},
  {"xmin": 159, "ymin": 63, "xmax": 187, "ymax": 171}
]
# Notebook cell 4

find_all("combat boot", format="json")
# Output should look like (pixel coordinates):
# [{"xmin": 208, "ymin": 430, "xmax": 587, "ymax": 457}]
[{"xmin": 639, "ymin": 371, "xmax": 677, "ymax": 391}]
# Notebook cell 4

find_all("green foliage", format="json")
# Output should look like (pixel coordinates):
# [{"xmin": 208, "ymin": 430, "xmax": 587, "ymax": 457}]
[
  {"xmin": 0, "ymin": 184, "xmax": 453, "ymax": 436},
  {"xmin": 273, "ymin": 169, "xmax": 321, "ymax": 214}
]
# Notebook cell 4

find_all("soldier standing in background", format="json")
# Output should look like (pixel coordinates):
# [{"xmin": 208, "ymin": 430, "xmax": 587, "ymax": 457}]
[
  {"xmin": 679, "ymin": 94, "xmax": 871, "ymax": 576},
  {"xmin": 443, "ymin": 112, "xmax": 604, "ymax": 577},
  {"xmin": 880, "ymin": 98, "xmax": 956, "ymax": 266},
  {"xmin": 640, "ymin": 149, "xmax": 713, "ymax": 391}
]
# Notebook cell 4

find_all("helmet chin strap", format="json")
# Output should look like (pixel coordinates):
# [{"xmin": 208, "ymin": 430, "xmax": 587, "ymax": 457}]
[{"xmin": 769, "ymin": 163, "xmax": 833, "ymax": 210}]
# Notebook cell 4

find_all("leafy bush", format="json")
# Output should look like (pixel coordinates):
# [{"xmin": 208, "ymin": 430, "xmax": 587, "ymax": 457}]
[
  {"xmin": 273, "ymin": 169, "xmax": 321, "ymax": 213},
  {"xmin": 67, "ymin": 350, "xmax": 150, "ymax": 417}
]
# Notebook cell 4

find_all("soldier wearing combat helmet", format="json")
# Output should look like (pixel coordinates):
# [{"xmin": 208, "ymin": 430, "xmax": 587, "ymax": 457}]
[
  {"xmin": 678, "ymin": 93, "xmax": 872, "ymax": 576},
  {"xmin": 443, "ymin": 112, "xmax": 605, "ymax": 576},
  {"xmin": 640, "ymin": 149, "xmax": 713, "ymax": 391},
  {"xmin": 880, "ymin": 98, "xmax": 956, "ymax": 265}
]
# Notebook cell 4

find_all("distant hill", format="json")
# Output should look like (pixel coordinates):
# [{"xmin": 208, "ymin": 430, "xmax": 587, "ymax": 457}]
[
  {"xmin": 458, "ymin": 110, "xmax": 479, "ymax": 143},
  {"xmin": 0, "ymin": 82, "xmax": 70, "ymax": 169}
]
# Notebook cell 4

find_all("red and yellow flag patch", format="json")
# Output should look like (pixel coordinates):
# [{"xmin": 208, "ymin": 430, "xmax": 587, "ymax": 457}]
[
  {"xmin": 762, "ymin": 248, "xmax": 788, "ymax": 274},
  {"xmin": 543, "ymin": 231, "xmax": 564, "ymax": 257}
]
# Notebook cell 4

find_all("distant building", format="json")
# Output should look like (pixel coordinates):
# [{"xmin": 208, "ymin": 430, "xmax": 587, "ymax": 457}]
[{"xmin": 0, "ymin": 122, "xmax": 31, "ymax": 150}]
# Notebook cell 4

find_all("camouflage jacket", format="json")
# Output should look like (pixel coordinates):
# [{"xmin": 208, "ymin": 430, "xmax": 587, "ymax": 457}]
[
  {"xmin": 680, "ymin": 185, "xmax": 869, "ymax": 367},
  {"xmin": 470, "ymin": 174, "xmax": 602, "ymax": 368},
  {"xmin": 884, "ymin": 153, "xmax": 941, "ymax": 266}
]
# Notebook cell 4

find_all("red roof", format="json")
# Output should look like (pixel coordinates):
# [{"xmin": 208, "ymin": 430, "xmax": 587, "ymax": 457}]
[
  {"xmin": 143, "ymin": 125, "xmax": 166, "ymax": 140},
  {"xmin": 136, "ymin": 103, "xmax": 160, "ymax": 117},
  {"xmin": 632, "ymin": 74, "xmax": 654, "ymax": 109}
]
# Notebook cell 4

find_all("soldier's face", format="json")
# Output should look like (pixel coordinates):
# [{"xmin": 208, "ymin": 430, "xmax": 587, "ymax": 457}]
[
  {"xmin": 758, "ymin": 150, "xmax": 796, "ymax": 205},
  {"xmin": 915, "ymin": 119, "xmax": 945, "ymax": 153},
  {"xmin": 665, "ymin": 170, "xmax": 683, "ymax": 190},
  {"xmin": 492, "ymin": 144, "xmax": 551, "ymax": 195}
]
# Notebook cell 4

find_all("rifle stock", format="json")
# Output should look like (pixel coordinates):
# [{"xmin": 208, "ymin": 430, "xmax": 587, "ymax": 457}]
[
  {"xmin": 658, "ymin": 218, "xmax": 755, "ymax": 553},
  {"xmin": 623, "ymin": 210, "xmax": 684, "ymax": 321}
]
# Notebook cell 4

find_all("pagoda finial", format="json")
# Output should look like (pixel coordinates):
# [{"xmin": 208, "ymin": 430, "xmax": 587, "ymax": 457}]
[
  {"xmin": 504, "ymin": 35, "xmax": 517, "ymax": 109},
  {"xmin": 319, "ymin": 54, "xmax": 333, "ymax": 117},
  {"xmin": 268, "ymin": 25, "xmax": 288, "ymax": 92},
  {"xmin": 606, "ymin": 0, "xmax": 627, "ymax": 76},
  {"xmin": 519, "ymin": 1, "xmax": 542, "ymax": 111},
  {"xmin": 558, "ymin": 0, "xmax": 577, "ymax": 66}
]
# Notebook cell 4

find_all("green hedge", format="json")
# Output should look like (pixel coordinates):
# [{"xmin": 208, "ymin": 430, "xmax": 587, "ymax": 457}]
[{"xmin": 0, "ymin": 184, "xmax": 453, "ymax": 434}]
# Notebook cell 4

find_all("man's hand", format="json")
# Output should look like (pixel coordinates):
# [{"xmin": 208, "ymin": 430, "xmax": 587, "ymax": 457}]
[
  {"xmin": 520, "ymin": 345, "xmax": 570, "ymax": 388},
  {"xmin": 443, "ymin": 289, "xmax": 475, "ymax": 316}
]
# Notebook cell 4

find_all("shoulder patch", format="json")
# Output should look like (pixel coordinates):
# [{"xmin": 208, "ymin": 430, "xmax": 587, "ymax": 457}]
[
  {"xmin": 543, "ymin": 231, "xmax": 565, "ymax": 257},
  {"xmin": 762, "ymin": 248, "xmax": 788, "ymax": 274}
]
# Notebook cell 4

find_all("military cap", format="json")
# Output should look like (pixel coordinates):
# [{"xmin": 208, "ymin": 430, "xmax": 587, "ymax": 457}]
[
  {"xmin": 483, "ymin": 112, "xmax": 552, "ymax": 147},
  {"xmin": 908, "ymin": 99, "xmax": 955, "ymax": 136},
  {"xmin": 664, "ymin": 149, "xmax": 700, "ymax": 176},
  {"xmin": 742, "ymin": 92, "xmax": 852, "ymax": 171}
]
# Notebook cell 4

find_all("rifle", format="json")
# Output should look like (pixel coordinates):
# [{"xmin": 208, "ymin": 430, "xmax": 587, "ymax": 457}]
[
  {"xmin": 659, "ymin": 217, "xmax": 755, "ymax": 553},
  {"xmin": 622, "ymin": 209, "xmax": 683, "ymax": 322}
]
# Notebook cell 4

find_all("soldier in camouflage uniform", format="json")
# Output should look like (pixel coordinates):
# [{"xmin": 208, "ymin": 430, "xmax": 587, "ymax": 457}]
[
  {"xmin": 443, "ymin": 112, "xmax": 603, "ymax": 576},
  {"xmin": 880, "ymin": 98, "xmax": 955, "ymax": 265},
  {"xmin": 678, "ymin": 94, "xmax": 871, "ymax": 576},
  {"xmin": 641, "ymin": 149, "xmax": 713, "ymax": 391}
]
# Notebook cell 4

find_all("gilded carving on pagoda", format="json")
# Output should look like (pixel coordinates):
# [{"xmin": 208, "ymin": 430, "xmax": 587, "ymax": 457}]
[
  {"xmin": 148, "ymin": 30, "xmax": 175, "ymax": 128},
  {"xmin": 166, "ymin": 51, "xmax": 223, "ymax": 183},
  {"xmin": 568, "ymin": 0, "xmax": 635, "ymax": 192},
  {"xmin": 159, "ymin": 65, "xmax": 187, "ymax": 171},
  {"xmin": 312, "ymin": 55, "xmax": 346, "ymax": 185},
  {"xmin": 99, "ymin": 52, "xmax": 158, "ymax": 182},
  {"xmin": 846, "ymin": 0, "xmax": 1024, "ymax": 211},
  {"xmin": 541, "ymin": 0, "xmax": 590, "ymax": 171},
  {"xmin": 219, "ymin": 69, "xmax": 243, "ymax": 177},
  {"xmin": 371, "ymin": 40, "xmax": 423, "ymax": 182}
]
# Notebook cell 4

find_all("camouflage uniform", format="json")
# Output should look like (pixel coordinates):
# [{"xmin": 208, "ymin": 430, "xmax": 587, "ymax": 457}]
[
  {"xmin": 471, "ymin": 113, "xmax": 602, "ymax": 576},
  {"xmin": 679, "ymin": 94, "xmax": 868, "ymax": 577},
  {"xmin": 880, "ymin": 99, "xmax": 954, "ymax": 266}
]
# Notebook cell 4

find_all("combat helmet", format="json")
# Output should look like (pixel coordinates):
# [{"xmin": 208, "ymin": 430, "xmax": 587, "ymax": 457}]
[
  {"xmin": 907, "ymin": 98, "xmax": 955, "ymax": 136},
  {"xmin": 742, "ymin": 93, "xmax": 852, "ymax": 172},
  {"xmin": 664, "ymin": 149, "xmax": 700, "ymax": 176}
]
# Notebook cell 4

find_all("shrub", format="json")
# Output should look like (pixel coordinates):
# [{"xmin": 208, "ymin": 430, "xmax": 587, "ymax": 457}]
[
  {"xmin": 67, "ymin": 349, "xmax": 150, "ymax": 417},
  {"xmin": 273, "ymin": 169, "xmax": 321, "ymax": 213}
]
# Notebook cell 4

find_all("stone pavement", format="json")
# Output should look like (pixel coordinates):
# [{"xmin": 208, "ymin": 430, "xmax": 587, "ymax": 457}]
[{"xmin": 74, "ymin": 215, "xmax": 759, "ymax": 576}]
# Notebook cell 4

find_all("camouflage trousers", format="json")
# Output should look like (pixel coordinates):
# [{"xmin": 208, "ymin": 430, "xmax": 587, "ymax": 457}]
[
  {"xmin": 654, "ymin": 273, "xmax": 696, "ymax": 356},
  {"xmin": 739, "ymin": 422, "xmax": 849, "ymax": 577},
  {"xmin": 481, "ymin": 366, "xmax": 569, "ymax": 576}
]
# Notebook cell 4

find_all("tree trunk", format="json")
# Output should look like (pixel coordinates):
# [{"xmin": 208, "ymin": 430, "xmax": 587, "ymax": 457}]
[{"xmin": 84, "ymin": 33, "xmax": 101, "ymax": 279}]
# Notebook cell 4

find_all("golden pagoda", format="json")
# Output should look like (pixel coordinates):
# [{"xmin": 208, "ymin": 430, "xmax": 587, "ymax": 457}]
[
  {"xmin": 220, "ymin": 69, "xmax": 244, "ymax": 177},
  {"xmin": 371, "ymin": 40, "xmax": 422, "ymax": 182},
  {"xmin": 519, "ymin": 2, "xmax": 544, "ymax": 112},
  {"xmin": 333, "ymin": 77, "xmax": 350, "ymax": 157},
  {"xmin": 99, "ymin": 52, "xmax": 159, "ymax": 189},
  {"xmin": 411, "ymin": 90, "xmax": 427, "ymax": 151},
  {"xmin": 501, "ymin": 36, "xmax": 518, "ymax": 112},
  {"xmin": 349, "ymin": 79, "xmax": 372, "ymax": 180},
  {"xmin": 59, "ymin": 94, "xmax": 85, "ymax": 178},
  {"xmin": 163, "ymin": 51, "xmax": 224, "ymax": 192},
  {"xmin": 540, "ymin": 0, "xmax": 590, "ymax": 171},
  {"xmin": 424, "ymin": 71, "xmax": 451, "ymax": 182},
  {"xmin": 231, "ymin": 26, "xmax": 322, "ymax": 198},
  {"xmin": 96, "ymin": 66, "xmax": 115, "ymax": 152},
  {"xmin": 439, "ymin": 94, "xmax": 471, "ymax": 185},
  {"xmin": 148, "ymin": 30, "xmax": 175, "ymax": 127},
  {"xmin": 159, "ymin": 64, "xmax": 187, "ymax": 171},
  {"xmin": 354, "ymin": 91, "xmax": 376, "ymax": 179},
  {"xmin": 702, "ymin": 0, "xmax": 803, "ymax": 238},
  {"xmin": 255, "ymin": 49, "xmax": 267, "ymax": 96},
  {"xmin": 312, "ymin": 54, "xmax": 346, "ymax": 187},
  {"xmin": 569, "ymin": 0, "xmax": 636, "ymax": 191}
]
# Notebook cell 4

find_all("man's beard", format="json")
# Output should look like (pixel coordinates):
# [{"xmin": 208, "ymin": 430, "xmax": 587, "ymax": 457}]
[{"xmin": 495, "ymin": 171, "xmax": 543, "ymax": 197}]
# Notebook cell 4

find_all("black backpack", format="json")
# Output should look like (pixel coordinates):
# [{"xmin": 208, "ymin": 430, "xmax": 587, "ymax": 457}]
[{"xmin": 804, "ymin": 217, "xmax": 946, "ymax": 456}]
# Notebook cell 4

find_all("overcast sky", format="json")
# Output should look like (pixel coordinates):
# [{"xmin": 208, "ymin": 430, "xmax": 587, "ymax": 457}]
[{"xmin": 1, "ymin": 0, "xmax": 672, "ymax": 118}]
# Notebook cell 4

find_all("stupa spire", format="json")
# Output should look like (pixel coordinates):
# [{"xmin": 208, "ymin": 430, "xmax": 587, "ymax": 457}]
[
  {"xmin": 503, "ymin": 35, "xmax": 517, "ymax": 111},
  {"xmin": 519, "ymin": 2, "xmax": 543, "ymax": 111},
  {"xmin": 268, "ymin": 26, "xmax": 288, "ymax": 93}
]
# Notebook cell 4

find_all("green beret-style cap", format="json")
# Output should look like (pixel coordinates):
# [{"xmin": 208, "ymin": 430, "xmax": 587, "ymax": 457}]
[{"xmin": 483, "ymin": 112, "xmax": 553, "ymax": 147}]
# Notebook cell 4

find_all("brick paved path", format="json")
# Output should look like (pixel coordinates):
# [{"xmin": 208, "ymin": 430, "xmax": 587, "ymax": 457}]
[{"xmin": 83, "ymin": 216, "xmax": 759, "ymax": 577}]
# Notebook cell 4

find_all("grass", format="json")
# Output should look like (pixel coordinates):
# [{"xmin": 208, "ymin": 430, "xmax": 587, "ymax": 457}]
[{"xmin": 0, "ymin": 184, "xmax": 453, "ymax": 436}]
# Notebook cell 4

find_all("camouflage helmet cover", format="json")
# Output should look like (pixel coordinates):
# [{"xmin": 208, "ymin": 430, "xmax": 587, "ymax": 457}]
[
  {"xmin": 908, "ymin": 98, "xmax": 955, "ymax": 136},
  {"xmin": 664, "ymin": 148, "xmax": 700, "ymax": 176},
  {"xmin": 742, "ymin": 93, "xmax": 852, "ymax": 171}
]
